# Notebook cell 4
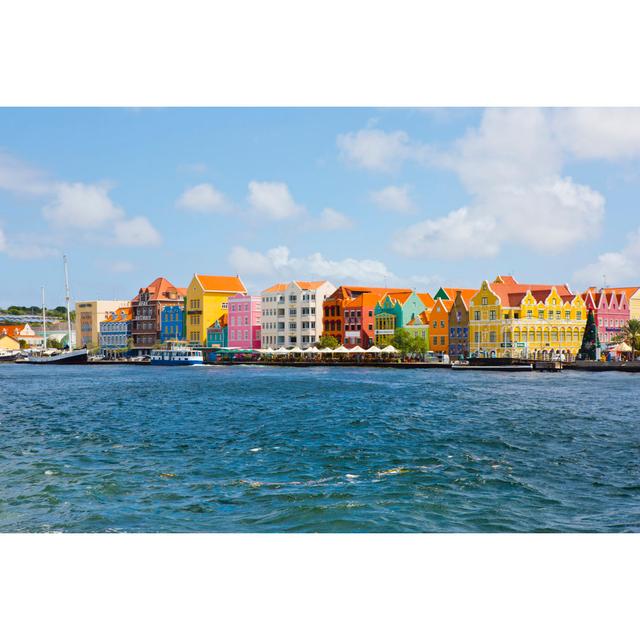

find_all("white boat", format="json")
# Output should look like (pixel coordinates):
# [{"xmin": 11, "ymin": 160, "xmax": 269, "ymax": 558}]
[
  {"xmin": 150, "ymin": 344, "xmax": 203, "ymax": 366},
  {"xmin": 20, "ymin": 348, "xmax": 89, "ymax": 365},
  {"xmin": 451, "ymin": 362, "xmax": 533, "ymax": 371}
]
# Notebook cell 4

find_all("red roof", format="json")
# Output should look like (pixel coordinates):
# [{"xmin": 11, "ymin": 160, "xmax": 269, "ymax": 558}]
[
  {"xmin": 136, "ymin": 277, "xmax": 186, "ymax": 302},
  {"xmin": 0, "ymin": 324, "xmax": 25, "ymax": 337}
]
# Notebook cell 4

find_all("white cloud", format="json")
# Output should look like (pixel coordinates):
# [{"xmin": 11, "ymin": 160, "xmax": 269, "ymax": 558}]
[
  {"xmin": 43, "ymin": 182, "xmax": 125, "ymax": 229},
  {"xmin": 113, "ymin": 216, "xmax": 162, "ymax": 247},
  {"xmin": 393, "ymin": 207, "xmax": 499, "ymax": 259},
  {"xmin": 314, "ymin": 207, "xmax": 353, "ymax": 230},
  {"xmin": 574, "ymin": 226, "xmax": 640, "ymax": 286},
  {"xmin": 393, "ymin": 108, "xmax": 606, "ymax": 259},
  {"xmin": 0, "ymin": 226, "xmax": 6, "ymax": 252},
  {"xmin": 0, "ymin": 226, "xmax": 58, "ymax": 260},
  {"xmin": 248, "ymin": 181, "xmax": 304, "ymax": 219},
  {"xmin": 0, "ymin": 151, "xmax": 162, "ymax": 251},
  {"xmin": 370, "ymin": 185, "xmax": 415, "ymax": 213},
  {"xmin": 176, "ymin": 183, "xmax": 229, "ymax": 214},
  {"xmin": 552, "ymin": 108, "xmax": 640, "ymax": 160},
  {"xmin": 337, "ymin": 128, "xmax": 427, "ymax": 172},
  {"xmin": 229, "ymin": 245, "xmax": 394, "ymax": 285},
  {"xmin": 0, "ymin": 151, "xmax": 51, "ymax": 196}
]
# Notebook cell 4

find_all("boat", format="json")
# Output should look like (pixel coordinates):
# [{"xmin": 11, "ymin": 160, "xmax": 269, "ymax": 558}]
[
  {"xmin": 20, "ymin": 255, "xmax": 89, "ymax": 365},
  {"xmin": 19, "ymin": 348, "xmax": 89, "ymax": 365},
  {"xmin": 451, "ymin": 362, "xmax": 533, "ymax": 371},
  {"xmin": 0, "ymin": 349, "xmax": 19, "ymax": 362},
  {"xmin": 150, "ymin": 343, "xmax": 203, "ymax": 366}
]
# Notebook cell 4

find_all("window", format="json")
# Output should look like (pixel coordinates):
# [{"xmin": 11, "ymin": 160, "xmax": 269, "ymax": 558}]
[
  {"xmin": 482, "ymin": 297, "xmax": 488, "ymax": 305},
  {"xmin": 576, "ymin": 311, "xmax": 582, "ymax": 320},
  {"xmin": 244, "ymin": 330, "xmax": 248, "ymax": 340},
  {"xmin": 538, "ymin": 310, "xmax": 544, "ymax": 319},
  {"xmin": 440, "ymin": 320, "xmax": 445, "ymax": 328},
  {"xmin": 230, "ymin": 330, "xmax": 235, "ymax": 340},
  {"xmin": 548, "ymin": 310, "xmax": 553, "ymax": 319},
  {"xmin": 565, "ymin": 311, "xmax": 571, "ymax": 320},
  {"xmin": 489, "ymin": 310, "xmax": 496, "ymax": 320},
  {"xmin": 489, "ymin": 331, "xmax": 496, "ymax": 343},
  {"xmin": 474, "ymin": 310, "xmax": 480, "ymax": 321},
  {"xmin": 440, "ymin": 336, "xmax": 445, "ymax": 345},
  {"xmin": 527, "ymin": 310, "xmax": 533, "ymax": 319}
]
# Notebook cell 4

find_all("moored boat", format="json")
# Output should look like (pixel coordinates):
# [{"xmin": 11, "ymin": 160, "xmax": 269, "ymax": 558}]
[
  {"xmin": 150, "ymin": 344, "xmax": 203, "ymax": 366},
  {"xmin": 451, "ymin": 362, "xmax": 533, "ymax": 371},
  {"xmin": 18, "ymin": 348, "xmax": 89, "ymax": 365}
]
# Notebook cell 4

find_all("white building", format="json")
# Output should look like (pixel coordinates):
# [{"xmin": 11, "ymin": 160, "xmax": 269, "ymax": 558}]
[{"xmin": 261, "ymin": 280, "xmax": 335, "ymax": 348}]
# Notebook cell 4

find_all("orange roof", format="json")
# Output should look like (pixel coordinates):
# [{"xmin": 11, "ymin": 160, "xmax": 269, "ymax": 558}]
[
  {"xmin": 294, "ymin": 280, "xmax": 329, "ymax": 290},
  {"xmin": 495, "ymin": 275, "xmax": 518, "ymax": 285},
  {"xmin": 417, "ymin": 292, "xmax": 435, "ymax": 308},
  {"xmin": 195, "ymin": 274, "xmax": 246, "ymax": 293},
  {"xmin": 434, "ymin": 299, "xmax": 454, "ymax": 313},
  {"xmin": 488, "ymin": 280, "xmax": 574, "ymax": 308},
  {"xmin": 0, "ymin": 324, "xmax": 25, "ymax": 337},
  {"xmin": 263, "ymin": 283, "xmax": 287, "ymax": 293},
  {"xmin": 605, "ymin": 286, "xmax": 639, "ymax": 300},
  {"xmin": 137, "ymin": 277, "xmax": 186, "ymax": 302},
  {"xmin": 441, "ymin": 287, "xmax": 478, "ymax": 302}
]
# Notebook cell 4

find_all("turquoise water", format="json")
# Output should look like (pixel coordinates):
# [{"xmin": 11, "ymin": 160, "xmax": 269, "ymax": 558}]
[{"xmin": 1, "ymin": 364, "xmax": 639, "ymax": 532}]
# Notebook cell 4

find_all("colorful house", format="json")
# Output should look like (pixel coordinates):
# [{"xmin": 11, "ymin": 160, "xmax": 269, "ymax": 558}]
[
  {"xmin": 228, "ymin": 294, "xmax": 261, "ymax": 349},
  {"xmin": 185, "ymin": 274, "xmax": 247, "ymax": 346},
  {"xmin": 206, "ymin": 316, "xmax": 228, "ymax": 348},
  {"xmin": 131, "ymin": 278, "xmax": 186, "ymax": 354},
  {"xmin": 434, "ymin": 287, "xmax": 478, "ymax": 302},
  {"xmin": 374, "ymin": 291, "xmax": 429, "ymax": 346},
  {"xmin": 582, "ymin": 288, "xmax": 630, "ymax": 348},
  {"xmin": 607, "ymin": 287, "xmax": 640, "ymax": 320},
  {"xmin": 469, "ymin": 275, "xmax": 587, "ymax": 359},
  {"xmin": 0, "ymin": 334, "xmax": 20, "ymax": 350},
  {"xmin": 99, "ymin": 307, "xmax": 132, "ymax": 354},
  {"xmin": 160, "ymin": 304, "xmax": 185, "ymax": 342},
  {"xmin": 448, "ymin": 289, "xmax": 478, "ymax": 359},
  {"xmin": 430, "ymin": 298, "xmax": 453, "ymax": 354},
  {"xmin": 0, "ymin": 323, "xmax": 42, "ymax": 348},
  {"xmin": 323, "ymin": 286, "xmax": 413, "ymax": 346},
  {"xmin": 405, "ymin": 310, "xmax": 430, "ymax": 344}
]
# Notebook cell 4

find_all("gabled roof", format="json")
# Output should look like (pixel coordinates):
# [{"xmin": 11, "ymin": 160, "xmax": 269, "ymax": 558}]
[
  {"xmin": 195, "ymin": 274, "xmax": 246, "ymax": 293},
  {"xmin": 416, "ymin": 292, "xmax": 435, "ymax": 309},
  {"xmin": 606, "ymin": 286, "xmax": 639, "ymax": 300},
  {"xmin": 0, "ymin": 324, "xmax": 25, "ymax": 337},
  {"xmin": 440, "ymin": 287, "xmax": 478, "ymax": 302},
  {"xmin": 207, "ymin": 313, "xmax": 228, "ymax": 330},
  {"xmin": 137, "ymin": 277, "xmax": 186, "ymax": 302},
  {"xmin": 433, "ymin": 299, "xmax": 454, "ymax": 314}
]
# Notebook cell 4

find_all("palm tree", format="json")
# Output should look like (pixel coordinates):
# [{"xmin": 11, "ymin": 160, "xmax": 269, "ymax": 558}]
[{"xmin": 613, "ymin": 319, "xmax": 640, "ymax": 359}]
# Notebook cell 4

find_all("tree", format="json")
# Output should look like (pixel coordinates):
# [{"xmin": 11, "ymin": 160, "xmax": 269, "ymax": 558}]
[
  {"xmin": 578, "ymin": 309, "xmax": 600, "ymax": 360},
  {"xmin": 411, "ymin": 334, "xmax": 430, "ymax": 359},
  {"xmin": 391, "ymin": 328, "xmax": 414, "ymax": 357},
  {"xmin": 47, "ymin": 338, "xmax": 63, "ymax": 350},
  {"xmin": 612, "ymin": 319, "xmax": 640, "ymax": 359},
  {"xmin": 18, "ymin": 339, "xmax": 28, "ymax": 349},
  {"xmin": 317, "ymin": 334, "xmax": 339, "ymax": 349}
]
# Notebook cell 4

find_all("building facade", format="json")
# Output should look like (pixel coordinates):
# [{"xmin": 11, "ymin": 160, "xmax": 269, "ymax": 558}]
[
  {"xmin": 261, "ymin": 280, "xmax": 335, "ymax": 348},
  {"xmin": 75, "ymin": 300, "xmax": 130, "ymax": 348},
  {"xmin": 322, "ymin": 286, "xmax": 412, "ymax": 346},
  {"xmin": 227, "ymin": 294, "xmax": 261, "ymax": 349},
  {"xmin": 160, "ymin": 304, "xmax": 185, "ymax": 342},
  {"xmin": 469, "ymin": 276, "xmax": 587, "ymax": 359},
  {"xmin": 207, "ymin": 316, "xmax": 228, "ymax": 348},
  {"xmin": 611, "ymin": 287, "xmax": 640, "ymax": 320},
  {"xmin": 99, "ymin": 307, "xmax": 132, "ymax": 354},
  {"xmin": 448, "ymin": 289, "xmax": 478, "ymax": 359},
  {"xmin": 131, "ymin": 278, "xmax": 186, "ymax": 354},
  {"xmin": 430, "ymin": 298, "xmax": 453, "ymax": 354},
  {"xmin": 374, "ymin": 291, "xmax": 429, "ymax": 346},
  {"xmin": 582, "ymin": 289, "xmax": 630, "ymax": 348},
  {"xmin": 185, "ymin": 274, "xmax": 247, "ymax": 346}
]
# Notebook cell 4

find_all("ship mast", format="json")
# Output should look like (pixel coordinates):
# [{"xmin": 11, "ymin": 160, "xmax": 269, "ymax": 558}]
[
  {"xmin": 41, "ymin": 286, "xmax": 47, "ymax": 350},
  {"xmin": 63, "ymin": 255, "xmax": 73, "ymax": 349}
]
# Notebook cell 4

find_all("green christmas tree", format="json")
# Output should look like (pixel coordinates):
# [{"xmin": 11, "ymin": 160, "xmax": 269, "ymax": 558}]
[{"xmin": 578, "ymin": 309, "xmax": 600, "ymax": 360}]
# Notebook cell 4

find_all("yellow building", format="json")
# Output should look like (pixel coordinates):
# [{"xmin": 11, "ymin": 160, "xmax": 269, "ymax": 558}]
[
  {"xmin": 185, "ymin": 274, "xmax": 246, "ymax": 345},
  {"xmin": 0, "ymin": 334, "xmax": 20, "ymax": 350},
  {"xmin": 469, "ymin": 275, "xmax": 587, "ymax": 359},
  {"xmin": 74, "ymin": 300, "xmax": 131, "ymax": 348}
]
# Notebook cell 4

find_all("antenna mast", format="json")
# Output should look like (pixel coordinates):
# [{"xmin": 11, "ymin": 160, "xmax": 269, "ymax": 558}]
[{"xmin": 64, "ymin": 255, "xmax": 73, "ymax": 349}]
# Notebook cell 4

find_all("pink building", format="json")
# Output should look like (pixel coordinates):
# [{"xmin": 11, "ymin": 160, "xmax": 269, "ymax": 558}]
[
  {"xmin": 583, "ymin": 288, "xmax": 630, "ymax": 347},
  {"xmin": 227, "ymin": 294, "xmax": 262, "ymax": 349}
]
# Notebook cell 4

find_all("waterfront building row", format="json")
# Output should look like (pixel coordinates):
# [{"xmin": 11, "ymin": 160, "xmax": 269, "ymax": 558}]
[{"xmin": 84, "ymin": 271, "xmax": 640, "ymax": 359}]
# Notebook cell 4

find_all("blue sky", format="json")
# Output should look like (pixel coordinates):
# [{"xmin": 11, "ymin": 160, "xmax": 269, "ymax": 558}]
[{"xmin": 1, "ymin": 107, "xmax": 640, "ymax": 307}]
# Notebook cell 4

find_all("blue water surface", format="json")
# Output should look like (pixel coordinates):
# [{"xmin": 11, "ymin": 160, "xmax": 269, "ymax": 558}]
[{"xmin": 1, "ymin": 364, "xmax": 639, "ymax": 532}]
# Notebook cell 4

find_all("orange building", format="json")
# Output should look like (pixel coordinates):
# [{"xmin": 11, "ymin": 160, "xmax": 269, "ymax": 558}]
[{"xmin": 430, "ymin": 298, "xmax": 453, "ymax": 354}]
